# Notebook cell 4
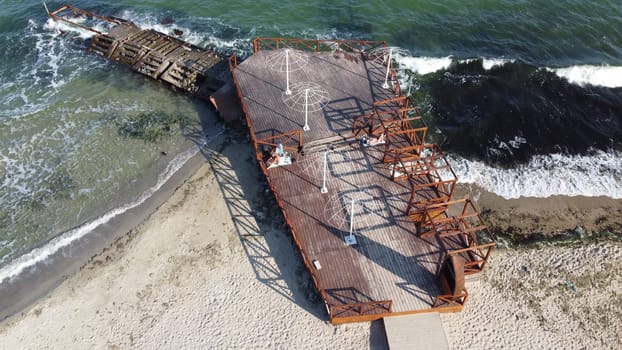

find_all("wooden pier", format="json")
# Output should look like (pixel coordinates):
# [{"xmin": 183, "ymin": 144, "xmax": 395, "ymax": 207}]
[
  {"xmin": 48, "ymin": 3, "xmax": 496, "ymax": 324},
  {"xmin": 47, "ymin": 5, "xmax": 229, "ymax": 101},
  {"xmin": 230, "ymin": 38, "xmax": 496, "ymax": 323}
]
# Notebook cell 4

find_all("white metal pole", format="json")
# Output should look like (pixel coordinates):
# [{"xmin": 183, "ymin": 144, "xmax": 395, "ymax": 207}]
[
  {"xmin": 382, "ymin": 48, "xmax": 392, "ymax": 89},
  {"xmin": 349, "ymin": 198, "xmax": 355, "ymax": 236},
  {"xmin": 303, "ymin": 88, "xmax": 310, "ymax": 131},
  {"xmin": 320, "ymin": 151, "xmax": 328, "ymax": 193},
  {"xmin": 285, "ymin": 49, "xmax": 291, "ymax": 95}
]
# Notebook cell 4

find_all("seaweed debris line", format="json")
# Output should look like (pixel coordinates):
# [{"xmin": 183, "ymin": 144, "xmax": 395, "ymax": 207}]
[{"xmin": 46, "ymin": 4, "xmax": 241, "ymax": 121}]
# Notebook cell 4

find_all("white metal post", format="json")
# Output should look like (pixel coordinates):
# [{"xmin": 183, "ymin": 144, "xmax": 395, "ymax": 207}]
[
  {"xmin": 320, "ymin": 151, "xmax": 328, "ymax": 193},
  {"xmin": 285, "ymin": 49, "xmax": 291, "ymax": 95},
  {"xmin": 345, "ymin": 198, "xmax": 357, "ymax": 245},
  {"xmin": 382, "ymin": 48, "xmax": 392, "ymax": 89},
  {"xmin": 349, "ymin": 198, "xmax": 355, "ymax": 236},
  {"xmin": 303, "ymin": 88, "xmax": 310, "ymax": 131}
]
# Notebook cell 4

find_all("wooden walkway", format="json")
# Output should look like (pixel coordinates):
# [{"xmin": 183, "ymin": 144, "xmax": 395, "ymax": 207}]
[
  {"xmin": 230, "ymin": 38, "xmax": 495, "ymax": 323},
  {"xmin": 384, "ymin": 313, "xmax": 451, "ymax": 350},
  {"xmin": 269, "ymin": 145, "xmax": 444, "ymax": 313},
  {"xmin": 233, "ymin": 49, "xmax": 397, "ymax": 143}
]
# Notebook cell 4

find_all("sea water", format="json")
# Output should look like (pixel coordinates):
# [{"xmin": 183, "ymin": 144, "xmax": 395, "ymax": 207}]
[{"xmin": 0, "ymin": 0, "xmax": 620, "ymax": 288}]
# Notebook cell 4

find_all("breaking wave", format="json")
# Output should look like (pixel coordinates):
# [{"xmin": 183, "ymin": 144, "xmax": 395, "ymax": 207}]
[
  {"xmin": 396, "ymin": 54, "xmax": 622, "ymax": 89},
  {"xmin": 0, "ymin": 146, "xmax": 200, "ymax": 282},
  {"xmin": 549, "ymin": 65, "xmax": 622, "ymax": 88},
  {"xmin": 450, "ymin": 150, "xmax": 622, "ymax": 199}
]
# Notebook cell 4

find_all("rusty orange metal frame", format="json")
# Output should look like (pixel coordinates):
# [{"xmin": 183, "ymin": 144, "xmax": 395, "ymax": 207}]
[
  {"xmin": 433, "ymin": 290, "xmax": 468, "ymax": 308},
  {"xmin": 421, "ymin": 199, "xmax": 488, "ymax": 237},
  {"xmin": 256, "ymin": 130, "xmax": 303, "ymax": 155},
  {"xmin": 253, "ymin": 37, "xmax": 386, "ymax": 54},
  {"xmin": 388, "ymin": 143, "xmax": 446, "ymax": 180},
  {"xmin": 330, "ymin": 300, "xmax": 393, "ymax": 319},
  {"xmin": 447, "ymin": 241, "xmax": 495, "ymax": 275},
  {"xmin": 353, "ymin": 96, "xmax": 423, "ymax": 137},
  {"xmin": 418, "ymin": 199, "xmax": 496, "ymax": 275},
  {"xmin": 230, "ymin": 37, "xmax": 496, "ymax": 322},
  {"xmin": 405, "ymin": 152, "xmax": 458, "ymax": 215},
  {"xmin": 47, "ymin": 4, "xmax": 126, "ymax": 35}
]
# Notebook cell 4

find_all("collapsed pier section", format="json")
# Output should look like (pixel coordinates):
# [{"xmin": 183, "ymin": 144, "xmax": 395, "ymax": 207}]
[{"xmin": 47, "ymin": 4, "xmax": 229, "ymax": 101}]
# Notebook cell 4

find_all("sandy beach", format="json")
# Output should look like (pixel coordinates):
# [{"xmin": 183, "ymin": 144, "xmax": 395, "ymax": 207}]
[{"xmin": 1, "ymin": 139, "xmax": 621, "ymax": 349}]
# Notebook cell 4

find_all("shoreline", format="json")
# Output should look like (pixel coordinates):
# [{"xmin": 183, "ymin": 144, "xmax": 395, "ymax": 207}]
[
  {"xmin": 0, "ymin": 141, "xmax": 381, "ymax": 349},
  {"xmin": 0, "ymin": 136, "xmax": 620, "ymax": 348},
  {"xmin": 455, "ymin": 183, "xmax": 622, "ymax": 245},
  {"xmin": 0, "ymin": 145, "xmax": 209, "ymax": 323}
]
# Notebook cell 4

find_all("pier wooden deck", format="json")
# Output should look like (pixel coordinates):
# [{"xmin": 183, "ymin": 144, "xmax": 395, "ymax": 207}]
[
  {"xmin": 46, "ymin": 4, "xmax": 495, "ymax": 325},
  {"xmin": 233, "ymin": 49, "xmax": 397, "ymax": 144},
  {"xmin": 229, "ymin": 38, "xmax": 496, "ymax": 323},
  {"xmin": 268, "ymin": 144, "xmax": 446, "ymax": 313}
]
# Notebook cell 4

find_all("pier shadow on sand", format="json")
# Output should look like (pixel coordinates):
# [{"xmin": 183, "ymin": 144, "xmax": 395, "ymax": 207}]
[
  {"xmin": 203, "ymin": 133, "xmax": 390, "ymax": 349},
  {"xmin": 202, "ymin": 131, "xmax": 327, "ymax": 320}
]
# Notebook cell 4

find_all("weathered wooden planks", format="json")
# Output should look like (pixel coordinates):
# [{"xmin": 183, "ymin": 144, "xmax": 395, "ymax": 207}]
[{"xmin": 233, "ymin": 48, "xmax": 456, "ymax": 319}]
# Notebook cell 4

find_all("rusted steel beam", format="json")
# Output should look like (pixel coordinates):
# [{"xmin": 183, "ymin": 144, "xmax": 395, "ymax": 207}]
[
  {"xmin": 330, "ymin": 300, "xmax": 393, "ymax": 319},
  {"xmin": 433, "ymin": 291, "xmax": 468, "ymax": 308},
  {"xmin": 47, "ymin": 4, "xmax": 126, "ymax": 35}
]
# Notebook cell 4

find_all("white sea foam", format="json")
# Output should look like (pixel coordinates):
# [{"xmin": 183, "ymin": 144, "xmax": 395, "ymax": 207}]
[
  {"xmin": 117, "ymin": 10, "xmax": 250, "ymax": 55},
  {"xmin": 550, "ymin": 65, "xmax": 622, "ymax": 88},
  {"xmin": 0, "ymin": 19, "xmax": 107, "ymax": 121},
  {"xmin": 43, "ymin": 17, "xmax": 108, "ymax": 40},
  {"xmin": 481, "ymin": 58, "xmax": 515, "ymax": 70},
  {"xmin": 397, "ymin": 56, "xmax": 518, "ymax": 76},
  {"xmin": 0, "ymin": 146, "xmax": 200, "ymax": 282},
  {"xmin": 448, "ymin": 150, "xmax": 622, "ymax": 199},
  {"xmin": 398, "ymin": 56, "xmax": 453, "ymax": 75}
]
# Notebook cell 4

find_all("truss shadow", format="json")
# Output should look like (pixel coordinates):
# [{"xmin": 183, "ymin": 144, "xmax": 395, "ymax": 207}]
[{"xmin": 206, "ymin": 139, "xmax": 326, "ymax": 320}]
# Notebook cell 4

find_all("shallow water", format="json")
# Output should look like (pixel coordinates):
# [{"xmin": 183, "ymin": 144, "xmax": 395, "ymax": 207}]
[{"xmin": 0, "ymin": 0, "xmax": 620, "ymax": 280}]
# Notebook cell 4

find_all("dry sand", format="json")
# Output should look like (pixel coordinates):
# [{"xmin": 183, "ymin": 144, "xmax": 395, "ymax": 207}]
[
  {"xmin": 1, "ymin": 141, "xmax": 621, "ymax": 349},
  {"xmin": 442, "ymin": 243, "xmax": 622, "ymax": 350}
]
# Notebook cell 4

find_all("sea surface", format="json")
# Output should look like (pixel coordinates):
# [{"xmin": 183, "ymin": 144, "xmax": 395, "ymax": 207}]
[{"xmin": 0, "ymin": 1, "xmax": 621, "ymax": 282}]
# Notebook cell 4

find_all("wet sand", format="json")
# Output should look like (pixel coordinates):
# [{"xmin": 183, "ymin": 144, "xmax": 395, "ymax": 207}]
[
  {"xmin": 456, "ymin": 183, "xmax": 622, "ymax": 243},
  {"xmin": 1, "ymin": 138, "xmax": 620, "ymax": 349}
]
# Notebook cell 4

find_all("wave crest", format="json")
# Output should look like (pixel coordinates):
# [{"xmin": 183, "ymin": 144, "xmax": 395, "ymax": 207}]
[
  {"xmin": 550, "ymin": 65, "xmax": 622, "ymax": 88},
  {"xmin": 449, "ymin": 150, "xmax": 622, "ymax": 199}
]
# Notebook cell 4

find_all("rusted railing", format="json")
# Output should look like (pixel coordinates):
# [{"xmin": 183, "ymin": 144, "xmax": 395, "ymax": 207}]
[
  {"xmin": 433, "ymin": 290, "xmax": 468, "ymax": 308},
  {"xmin": 330, "ymin": 300, "xmax": 393, "ymax": 320},
  {"xmin": 256, "ymin": 130, "xmax": 303, "ymax": 155},
  {"xmin": 253, "ymin": 37, "xmax": 386, "ymax": 54},
  {"xmin": 407, "ymin": 178, "xmax": 457, "ymax": 217},
  {"xmin": 47, "ymin": 4, "xmax": 126, "ymax": 35},
  {"xmin": 417, "ymin": 199, "xmax": 496, "ymax": 274},
  {"xmin": 352, "ymin": 96, "xmax": 417, "ymax": 137},
  {"xmin": 447, "ymin": 240, "xmax": 496, "ymax": 275},
  {"xmin": 228, "ymin": 53, "xmax": 238, "ymax": 69}
]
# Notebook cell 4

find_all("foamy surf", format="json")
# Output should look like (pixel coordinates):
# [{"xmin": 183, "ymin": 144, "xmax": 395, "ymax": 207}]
[
  {"xmin": 449, "ymin": 150, "xmax": 622, "ymax": 199},
  {"xmin": 549, "ymin": 65, "xmax": 622, "ymax": 88},
  {"xmin": 398, "ymin": 56, "xmax": 453, "ymax": 75},
  {"xmin": 397, "ymin": 55, "xmax": 622, "ymax": 89},
  {"xmin": 117, "ymin": 9, "xmax": 251, "ymax": 55},
  {"xmin": 0, "ymin": 146, "xmax": 200, "ymax": 282},
  {"xmin": 0, "ymin": 19, "xmax": 107, "ymax": 120}
]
